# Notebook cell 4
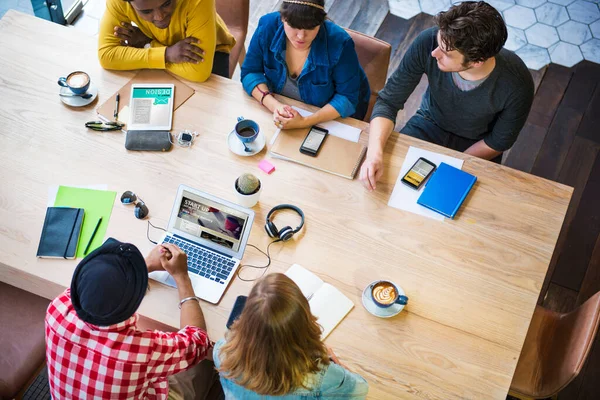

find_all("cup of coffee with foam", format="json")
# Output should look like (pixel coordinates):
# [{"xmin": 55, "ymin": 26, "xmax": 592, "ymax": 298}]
[
  {"xmin": 57, "ymin": 71, "xmax": 90, "ymax": 95},
  {"xmin": 234, "ymin": 116, "xmax": 259, "ymax": 149},
  {"xmin": 371, "ymin": 280, "xmax": 409, "ymax": 309}
]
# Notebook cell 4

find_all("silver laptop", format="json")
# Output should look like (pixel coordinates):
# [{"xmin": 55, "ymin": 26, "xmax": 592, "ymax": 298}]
[{"xmin": 149, "ymin": 185, "xmax": 255, "ymax": 304}]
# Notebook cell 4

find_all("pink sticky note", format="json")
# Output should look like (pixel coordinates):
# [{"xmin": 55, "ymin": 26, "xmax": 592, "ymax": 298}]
[{"xmin": 258, "ymin": 159, "xmax": 275, "ymax": 174}]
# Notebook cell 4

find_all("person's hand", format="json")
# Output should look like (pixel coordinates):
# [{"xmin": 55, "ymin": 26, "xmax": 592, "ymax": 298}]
[
  {"xmin": 272, "ymin": 103, "xmax": 293, "ymax": 128},
  {"xmin": 113, "ymin": 23, "xmax": 151, "ymax": 48},
  {"xmin": 145, "ymin": 245, "xmax": 172, "ymax": 273},
  {"xmin": 274, "ymin": 107, "xmax": 306, "ymax": 130},
  {"xmin": 360, "ymin": 153, "xmax": 384, "ymax": 191},
  {"xmin": 159, "ymin": 243, "xmax": 189, "ymax": 279},
  {"xmin": 327, "ymin": 347, "xmax": 347, "ymax": 368},
  {"xmin": 165, "ymin": 37, "xmax": 204, "ymax": 64}
]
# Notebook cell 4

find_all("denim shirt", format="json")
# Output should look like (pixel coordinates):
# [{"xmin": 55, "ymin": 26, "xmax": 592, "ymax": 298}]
[
  {"xmin": 213, "ymin": 339, "xmax": 369, "ymax": 399},
  {"xmin": 241, "ymin": 12, "xmax": 371, "ymax": 120}
]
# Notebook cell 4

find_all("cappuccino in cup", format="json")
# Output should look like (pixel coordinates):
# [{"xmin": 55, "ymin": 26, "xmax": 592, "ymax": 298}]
[
  {"xmin": 67, "ymin": 72, "xmax": 89, "ymax": 89},
  {"xmin": 370, "ymin": 280, "xmax": 408, "ymax": 308},
  {"xmin": 57, "ymin": 71, "xmax": 91, "ymax": 95},
  {"xmin": 372, "ymin": 282, "xmax": 397, "ymax": 305}
]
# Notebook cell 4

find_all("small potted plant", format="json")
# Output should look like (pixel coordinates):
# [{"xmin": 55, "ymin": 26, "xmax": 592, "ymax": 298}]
[{"xmin": 234, "ymin": 173, "xmax": 262, "ymax": 207}]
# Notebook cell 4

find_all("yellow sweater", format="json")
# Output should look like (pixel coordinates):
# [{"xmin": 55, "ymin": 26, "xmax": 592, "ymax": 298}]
[{"xmin": 98, "ymin": 0, "xmax": 235, "ymax": 82}]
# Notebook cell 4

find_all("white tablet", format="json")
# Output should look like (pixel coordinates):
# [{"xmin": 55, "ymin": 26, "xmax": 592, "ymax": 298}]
[{"xmin": 127, "ymin": 83, "xmax": 175, "ymax": 131}]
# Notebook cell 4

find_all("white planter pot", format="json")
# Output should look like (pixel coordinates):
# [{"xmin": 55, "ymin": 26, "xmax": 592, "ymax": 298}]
[{"xmin": 234, "ymin": 181, "xmax": 262, "ymax": 208}]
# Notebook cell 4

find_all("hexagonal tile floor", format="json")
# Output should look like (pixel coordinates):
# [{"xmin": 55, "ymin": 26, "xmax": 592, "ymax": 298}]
[{"xmin": 388, "ymin": 0, "xmax": 600, "ymax": 69}]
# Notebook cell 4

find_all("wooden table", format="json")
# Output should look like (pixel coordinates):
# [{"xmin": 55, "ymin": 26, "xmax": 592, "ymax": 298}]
[{"xmin": 0, "ymin": 11, "xmax": 573, "ymax": 399}]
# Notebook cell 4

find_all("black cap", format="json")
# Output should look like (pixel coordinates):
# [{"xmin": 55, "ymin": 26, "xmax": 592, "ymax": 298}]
[{"xmin": 70, "ymin": 239, "xmax": 148, "ymax": 326}]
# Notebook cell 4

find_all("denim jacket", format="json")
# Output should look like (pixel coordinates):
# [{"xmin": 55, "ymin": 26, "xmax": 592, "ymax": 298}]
[
  {"xmin": 213, "ymin": 339, "xmax": 369, "ymax": 399},
  {"xmin": 241, "ymin": 12, "xmax": 371, "ymax": 120}
]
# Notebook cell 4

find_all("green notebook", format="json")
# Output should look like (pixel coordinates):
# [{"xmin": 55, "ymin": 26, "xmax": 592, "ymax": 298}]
[{"xmin": 54, "ymin": 186, "xmax": 117, "ymax": 258}]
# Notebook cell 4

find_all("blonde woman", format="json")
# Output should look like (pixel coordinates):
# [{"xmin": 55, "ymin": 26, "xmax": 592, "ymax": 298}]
[{"xmin": 213, "ymin": 273, "xmax": 368, "ymax": 399}]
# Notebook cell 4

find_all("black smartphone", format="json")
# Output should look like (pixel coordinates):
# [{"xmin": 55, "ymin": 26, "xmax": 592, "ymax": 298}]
[
  {"xmin": 226, "ymin": 295, "xmax": 247, "ymax": 329},
  {"xmin": 401, "ymin": 157, "xmax": 437, "ymax": 190},
  {"xmin": 299, "ymin": 126, "xmax": 328, "ymax": 157}
]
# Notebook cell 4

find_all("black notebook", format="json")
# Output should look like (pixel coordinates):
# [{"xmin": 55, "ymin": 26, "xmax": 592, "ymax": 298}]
[{"xmin": 37, "ymin": 207, "xmax": 85, "ymax": 259}]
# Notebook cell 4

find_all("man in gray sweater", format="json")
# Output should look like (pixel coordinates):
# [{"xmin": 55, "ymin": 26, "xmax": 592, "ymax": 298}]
[{"xmin": 360, "ymin": 1, "xmax": 534, "ymax": 191}]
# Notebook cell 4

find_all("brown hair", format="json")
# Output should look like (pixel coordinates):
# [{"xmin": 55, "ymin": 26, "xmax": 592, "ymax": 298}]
[
  {"xmin": 218, "ymin": 273, "xmax": 329, "ymax": 395},
  {"xmin": 435, "ymin": 1, "xmax": 507, "ymax": 64},
  {"xmin": 280, "ymin": 0, "xmax": 327, "ymax": 30}
]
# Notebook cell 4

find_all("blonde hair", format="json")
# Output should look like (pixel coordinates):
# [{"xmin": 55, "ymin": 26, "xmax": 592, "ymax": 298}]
[{"xmin": 218, "ymin": 273, "xmax": 329, "ymax": 395}]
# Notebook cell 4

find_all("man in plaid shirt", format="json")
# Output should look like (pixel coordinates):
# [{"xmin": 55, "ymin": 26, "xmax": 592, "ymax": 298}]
[{"xmin": 45, "ymin": 239, "xmax": 222, "ymax": 399}]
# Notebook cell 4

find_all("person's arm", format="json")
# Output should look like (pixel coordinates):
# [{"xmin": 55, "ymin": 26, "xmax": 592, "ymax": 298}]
[
  {"xmin": 359, "ymin": 117, "xmax": 395, "ymax": 191},
  {"xmin": 162, "ymin": 0, "xmax": 217, "ymax": 82},
  {"xmin": 143, "ymin": 243, "xmax": 210, "ymax": 379},
  {"xmin": 326, "ymin": 37, "xmax": 362, "ymax": 119},
  {"xmin": 160, "ymin": 243, "xmax": 206, "ymax": 330},
  {"xmin": 241, "ymin": 15, "xmax": 270, "ymax": 97},
  {"xmin": 359, "ymin": 29, "xmax": 431, "ymax": 191},
  {"xmin": 326, "ymin": 351, "xmax": 369, "ymax": 399},
  {"xmin": 475, "ymin": 85, "xmax": 535, "ymax": 159},
  {"xmin": 464, "ymin": 139, "xmax": 502, "ymax": 160},
  {"xmin": 98, "ymin": 0, "xmax": 166, "ymax": 70}
]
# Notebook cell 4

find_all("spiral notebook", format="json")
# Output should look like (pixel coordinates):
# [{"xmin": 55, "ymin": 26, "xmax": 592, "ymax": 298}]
[{"xmin": 270, "ymin": 127, "xmax": 366, "ymax": 179}]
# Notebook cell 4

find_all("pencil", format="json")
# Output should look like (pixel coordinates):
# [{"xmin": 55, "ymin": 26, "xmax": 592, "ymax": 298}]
[{"xmin": 84, "ymin": 217, "xmax": 103, "ymax": 255}]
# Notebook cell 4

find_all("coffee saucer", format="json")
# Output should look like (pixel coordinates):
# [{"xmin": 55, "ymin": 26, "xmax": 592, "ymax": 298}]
[
  {"xmin": 362, "ymin": 281, "xmax": 405, "ymax": 318},
  {"xmin": 59, "ymin": 84, "xmax": 98, "ymax": 107},
  {"xmin": 227, "ymin": 130, "xmax": 266, "ymax": 156}
]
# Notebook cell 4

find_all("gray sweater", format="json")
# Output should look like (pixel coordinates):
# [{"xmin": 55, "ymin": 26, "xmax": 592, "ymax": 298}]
[{"xmin": 372, "ymin": 27, "xmax": 534, "ymax": 152}]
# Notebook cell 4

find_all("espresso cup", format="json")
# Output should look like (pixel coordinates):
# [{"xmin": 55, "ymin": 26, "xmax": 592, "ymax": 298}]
[
  {"xmin": 370, "ymin": 280, "xmax": 409, "ymax": 308},
  {"xmin": 234, "ymin": 116, "xmax": 259, "ymax": 145},
  {"xmin": 57, "ymin": 71, "xmax": 90, "ymax": 95}
]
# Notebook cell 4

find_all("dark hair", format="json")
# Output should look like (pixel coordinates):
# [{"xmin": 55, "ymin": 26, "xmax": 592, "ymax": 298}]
[
  {"xmin": 280, "ymin": 0, "xmax": 326, "ymax": 30},
  {"xmin": 435, "ymin": 1, "xmax": 507, "ymax": 64}
]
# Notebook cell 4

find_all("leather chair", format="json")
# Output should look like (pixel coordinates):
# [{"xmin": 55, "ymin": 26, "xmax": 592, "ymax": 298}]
[
  {"xmin": 344, "ymin": 28, "xmax": 392, "ymax": 121},
  {"xmin": 0, "ymin": 282, "xmax": 50, "ymax": 399},
  {"xmin": 510, "ymin": 291, "xmax": 600, "ymax": 399},
  {"xmin": 216, "ymin": 0, "xmax": 249, "ymax": 78}
]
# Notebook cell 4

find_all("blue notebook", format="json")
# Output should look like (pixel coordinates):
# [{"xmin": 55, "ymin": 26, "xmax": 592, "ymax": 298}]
[{"xmin": 417, "ymin": 163, "xmax": 477, "ymax": 219}]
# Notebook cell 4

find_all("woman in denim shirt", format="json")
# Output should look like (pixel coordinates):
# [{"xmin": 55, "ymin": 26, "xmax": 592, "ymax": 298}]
[
  {"xmin": 213, "ymin": 273, "xmax": 369, "ymax": 399},
  {"xmin": 240, "ymin": 0, "xmax": 370, "ymax": 129}
]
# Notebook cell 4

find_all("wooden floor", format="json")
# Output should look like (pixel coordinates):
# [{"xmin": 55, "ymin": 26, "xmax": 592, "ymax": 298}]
[
  {"xmin": 263, "ymin": 3, "xmax": 600, "ymax": 399},
  {"xmin": 504, "ymin": 60, "xmax": 600, "ymax": 400}
]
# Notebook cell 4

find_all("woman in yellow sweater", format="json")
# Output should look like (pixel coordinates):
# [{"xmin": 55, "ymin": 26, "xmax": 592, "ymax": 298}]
[{"xmin": 98, "ymin": 0, "xmax": 235, "ymax": 81}]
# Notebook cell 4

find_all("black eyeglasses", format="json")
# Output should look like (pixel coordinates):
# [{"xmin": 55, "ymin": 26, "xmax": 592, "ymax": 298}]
[
  {"xmin": 86, "ymin": 120, "xmax": 124, "ymax": 132},
  {"xmin": 121, "ymin": 191, "xmax": 149, "ymax": 219}
]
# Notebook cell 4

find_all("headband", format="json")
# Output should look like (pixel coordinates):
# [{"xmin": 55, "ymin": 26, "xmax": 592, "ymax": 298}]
[{"xmin": 282, "ymin": 0, "xmax": 326, "ymax": 11}]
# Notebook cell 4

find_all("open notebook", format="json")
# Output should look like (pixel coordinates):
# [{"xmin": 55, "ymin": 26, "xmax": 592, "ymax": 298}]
[{"xmin": 285, "ymin": 264, "xmax": 354, "ymax": 339}]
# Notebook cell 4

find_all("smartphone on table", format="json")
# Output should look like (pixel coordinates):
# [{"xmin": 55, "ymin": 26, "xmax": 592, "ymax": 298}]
[
  {"xmin": 299, "ymin": 126, "xmax": 328, "ymax": 157},
  {"xmin": 401, "ymin": 157, "xmax": 437, "ymax": 190},
  {"xmin": 226, "ymin": 295, "xmax": 247, "ymax": 329}
]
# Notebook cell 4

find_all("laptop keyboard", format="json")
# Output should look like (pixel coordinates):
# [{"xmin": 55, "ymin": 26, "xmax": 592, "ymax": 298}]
[{"xmin": 163, "ymin": 236, "xmax": 236, "ymax": 284}]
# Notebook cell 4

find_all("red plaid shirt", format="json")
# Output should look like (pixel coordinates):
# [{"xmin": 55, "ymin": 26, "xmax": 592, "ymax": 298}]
[{"xmin": 45, "ymin": 289, "xmax": 210, "ymax": 399}]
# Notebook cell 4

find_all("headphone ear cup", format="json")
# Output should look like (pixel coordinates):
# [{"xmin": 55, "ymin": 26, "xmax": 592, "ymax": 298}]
[
  {"xmin": 279, "ymin": 226, "xmax": 294, "ymax": 242},
  {"xmin": 265, "ymin": 221, "xmax": 279, "ymax": 238}
]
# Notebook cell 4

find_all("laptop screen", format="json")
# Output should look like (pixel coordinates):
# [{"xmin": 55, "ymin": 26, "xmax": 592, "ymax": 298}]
[{"xmin": 173, "ymin": 190, "xmax": 250, "ymax": 253}]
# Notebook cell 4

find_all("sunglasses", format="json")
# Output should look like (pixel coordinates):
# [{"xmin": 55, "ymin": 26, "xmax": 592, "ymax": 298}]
[
  {"xmin": 85, "ymin": 120, "xmax": 125, "ymax": 132},
  {"xmin": 121, "ymin": 191, "xmax": 149, "ymax": 219}
]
